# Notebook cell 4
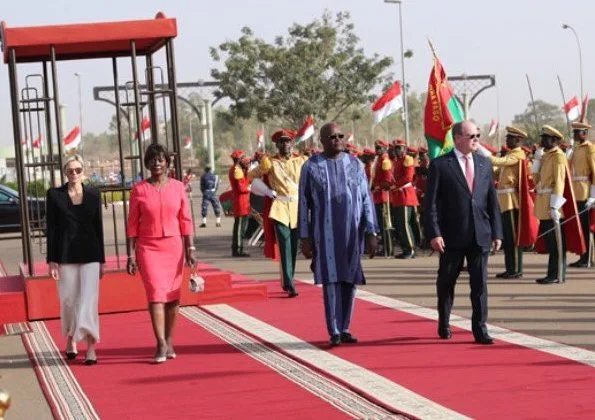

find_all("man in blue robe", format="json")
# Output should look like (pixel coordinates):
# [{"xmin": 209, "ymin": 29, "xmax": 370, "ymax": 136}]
[{"xmin": 298, "ymin": 122, "xmax": 378, "ymax": 347}]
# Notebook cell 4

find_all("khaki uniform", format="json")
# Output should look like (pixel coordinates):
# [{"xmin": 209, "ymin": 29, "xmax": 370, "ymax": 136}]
[
  {"xmin": 570, "ymin": 141, "xmax": 595, "ymax": 201},
  {"xmin": 534, "ymin": 147, "xmax": 568, "ymax": 220},
  {"xmin": 490, "ymin": 147, "xmax": 526, "ymax": 212}
]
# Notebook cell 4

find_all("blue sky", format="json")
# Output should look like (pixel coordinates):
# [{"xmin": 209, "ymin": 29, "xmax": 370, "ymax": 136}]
[{"xmin": 1, "ymin": 0, "xmax": 593, "ymax": 148}]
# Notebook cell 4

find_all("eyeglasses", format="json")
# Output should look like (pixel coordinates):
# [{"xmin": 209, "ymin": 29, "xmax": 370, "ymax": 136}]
[
  {"xmin": 465, "ymin": 134, "xmax": 481, "ymax": 140},
  {"xmin": 328, "ymin": 133, "xmax": 345, "ymax": 140},
  {"xmin": 66, "ymin": 167, "xmax": 83, "ymax": 175}
]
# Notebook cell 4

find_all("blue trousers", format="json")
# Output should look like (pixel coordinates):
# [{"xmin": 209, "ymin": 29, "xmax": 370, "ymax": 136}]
[
  {"xmin": 201, "ymin": 194, "xmax": 221, "ymax": 217},
  {"xmin": 322, "ymin": 282, "xmax": 356, "ymax": 337}
]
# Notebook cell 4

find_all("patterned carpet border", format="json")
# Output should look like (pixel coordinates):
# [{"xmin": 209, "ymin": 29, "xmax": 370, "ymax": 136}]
[
  {"xmin": 181, "ymin": 306, "xmax": 404, "ymax": 419},
  {"xmin": 1, "ymin": 322, "xmax": 31, "ymax": 336},
  {"xmin": 21, "ymin": 321, "xmax": 99, "ymax": 420}
]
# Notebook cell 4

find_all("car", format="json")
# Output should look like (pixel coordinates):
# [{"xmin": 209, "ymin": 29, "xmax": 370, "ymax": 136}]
[{"xmin": 0, "ymin": 184, "xmax": 46, "ymax": 234}]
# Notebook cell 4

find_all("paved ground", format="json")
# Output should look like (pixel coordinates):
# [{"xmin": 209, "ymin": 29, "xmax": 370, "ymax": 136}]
[{"xmin": 1, "ymin": 184, "xmax": 594, "ymax": 418}]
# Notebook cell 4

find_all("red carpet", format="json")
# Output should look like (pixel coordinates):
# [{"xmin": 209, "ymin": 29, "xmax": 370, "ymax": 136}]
[
  {"xmin": 36, "ymin": 310, "xmax": 383, "ymax": 419},
  {"xmin": 212, "ymin": 282, "xmax": 595, "ymax": 419}
]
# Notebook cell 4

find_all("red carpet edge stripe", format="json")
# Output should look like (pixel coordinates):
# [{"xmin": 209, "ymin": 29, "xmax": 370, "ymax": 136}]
[
  {"xmin": 21, "ymin": 321, "xmax": 100, "ymax": 420},
  {"xmin": 180, "ymin": 306, "xmax": 401, "ymax": 419},
  {"xmin": 201, "ymin": 304, "xmax": 469, "ymax": 420}
]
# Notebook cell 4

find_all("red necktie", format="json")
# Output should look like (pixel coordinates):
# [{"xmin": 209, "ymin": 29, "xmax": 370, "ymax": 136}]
[{"xmin": 464, "ymin": 155, "xmax": 474, "ymax": 192}]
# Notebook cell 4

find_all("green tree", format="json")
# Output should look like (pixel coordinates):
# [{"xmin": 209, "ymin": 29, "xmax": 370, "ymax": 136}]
[
  {"xmin": 512, "ymin": 100, "xmax": 568, "ymax": 143},
  {"xmin": 210, "ymin": 10, "xmax": 393, "ymax": 127}
]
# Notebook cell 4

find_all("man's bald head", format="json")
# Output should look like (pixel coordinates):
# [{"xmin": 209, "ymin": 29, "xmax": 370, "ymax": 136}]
[
  {"xmin": 319, "ymin": 122, "xmax": 344, "ymax": 157},
  {"xmin": 452, "ymin": 120, "xmax": 480, "ymax": 155},
  {"xmin": 320, "ymin": 122, "xmax": 338, "ymax": 141}
]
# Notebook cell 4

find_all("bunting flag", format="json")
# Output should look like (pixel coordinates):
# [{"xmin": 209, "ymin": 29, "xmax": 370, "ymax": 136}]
[
  {"xmin": 295, "ymin": 117, "xmax": 314, "ymax": 143},
  {"xmin": 134, "ymin": 116, "xmax": 151, "ymax": 141},
  {"xmin": 563, "ymin": 96, "xmax": 581, "ymax": 121},
  {"xmin": 346, "ymin": 132, "xmax": 354, "ymax": 143},
  {"xmin": 580, "ymin": 94, "xmax": 589, "ymax": 122},
  {"xmin": 183, "ymin": 136, "xmax": 192, "ymax": 150},
  {"xmin": 256, "ymin": 129, "xmax": 264, "ymax": 149},
  {"xmin": 63, "ymin": 126, "xmax": 81, "ymax": 151},
  {"xmin": 372, "ymin": 81, "xmax": 403, "ymax": 124},
  {"xmin": 516, "ymin": 160, "xmax": 539, "ymax": 247},
  {"xmin": 423, "ymin": 48, "xmax": 464, "ymax": 159},
  {"xmin": 32, "ymin": 135, "xmax": 41, "ymax": 149},
  {"xmin": 487, "ymin": 119, "xmax": 498, "ymax": 137}
]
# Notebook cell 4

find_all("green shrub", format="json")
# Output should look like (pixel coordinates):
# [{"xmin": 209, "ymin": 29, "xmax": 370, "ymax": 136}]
[{"xmin": 100, "ymin": 190, "xmax": 130, "ymax": 204}]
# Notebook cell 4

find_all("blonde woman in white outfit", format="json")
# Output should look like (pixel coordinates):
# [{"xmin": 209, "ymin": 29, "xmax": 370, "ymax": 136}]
[{"xmin": 46, "ymin": 155, "xmax": 105, "ymax": 365}]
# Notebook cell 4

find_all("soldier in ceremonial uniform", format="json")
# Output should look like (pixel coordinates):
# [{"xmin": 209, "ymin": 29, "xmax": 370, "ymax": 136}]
[
  {"xmin": 478, "ymin": 126, "xmax": 528, "ymax": 278},
  {"xmin": 248, "ymin": 129, "xmax": 306, "ymax": 297},
  {"xmin": 371, "ymin": 140, "xmax": 394, "ymax": 255},
  {"xmin": 228, "ymin": 150, "xmax": 251, "ymax": 257},
  {"xmin": 362, "ymin": 148, "xmax": 375, "ymax": 182},
  {"xmin": 568, "ymin": 121, "xmax": 595, "ymax": 267},
  {"xmin": 391, "ymin": 140, "xmax": 419, "ymax": 258},
  {"xmin": 532, "ymin": 126, "xmax": 571, "ymax": 284}
]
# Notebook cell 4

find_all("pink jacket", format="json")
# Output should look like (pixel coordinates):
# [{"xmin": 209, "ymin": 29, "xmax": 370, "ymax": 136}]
[{"xmin": 127, "ymin": 179, "xmax": 193, "ymax": 238}]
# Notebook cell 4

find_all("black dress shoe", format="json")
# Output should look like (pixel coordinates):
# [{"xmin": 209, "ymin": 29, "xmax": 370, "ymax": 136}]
[
  {"xmin": 199, "ymin": 223, "xmax": 207, "ymax": 228},
  {"xmin": 237, "ymin": 252, "xmax": 251, "ymax": 258},
  {"xmin": 329, "ymin": 335, "xmax": 341, "ymax": 347},
  {"xmin": 340, "ymin": 332, "xmax": 358, "ymax": 343},
  {"xmin": 65, "ymin": 351, "xmax": 78, "ymax": 360},
  {"xmin": 395, "ymin": 252, "xmax": 415, "ymax": 259},
  {"xmin": 569, "ymin": 260, "xmax": 589, "ymax": 268},
  {"xmin": 287, "ymin": 290, "xmax": 299, "ymax": 298},
  {"xmin": 495, "ymin": 271, "xmax": 509, "ymax": 278},
  {"xmin": 499, "ymin": 272, "xmax": 523, "ymax": 279},
  {"xmin": 216, "ymin": 223, "xmax": 222, "ymax": 228},
  {"xmin": 536, "ymin": 277, "xmax": 560, "ymax": 285},
  {"xmin": 474, "ymin": 334, "xmax": 494, "ymax": 345},
  {"xmin": 438, "ymin": 327, "xmax": 452, "ymax": 339},
  {"xmin": 84, "ymin": 358, "xmax": 98, "ymax": 365}
]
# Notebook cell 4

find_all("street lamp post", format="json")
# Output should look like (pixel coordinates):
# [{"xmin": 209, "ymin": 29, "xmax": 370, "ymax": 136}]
[
  {"xmin": 74, "ymin": 73, "xmax": 84, "ymax": 157},
  {"xmin": 384, "ymin": 0, "xmax": 410, "ymax": 145},
  {"xmin": 562, "ymin": 24, "xmax": 584, "ymax": 101}
]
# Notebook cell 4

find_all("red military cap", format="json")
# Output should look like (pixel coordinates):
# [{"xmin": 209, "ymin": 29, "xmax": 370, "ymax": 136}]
[
  {"xmin": 393, "ymin": 139, "xmax": 406, "ymax": 146},
  {"xmin": 407, "ymin": 146, "xmax": 418, "ymax": 154},
  {"xmin": 345, "ymin": 142, "xmax": 357, "ymax": 150},
  {"xmin": 272, "ymin": 129, "xmax": 297, "ymax": 143},
  {"xmin": 375, "ymin": 139, "xmax": 389, "ymax": 148},
  {"xmin": 230, "ymin": 149, "xmax": 244, "ymax": 159},
  {"xmin": 240, "ymin": 155, "xmax": 251, "ymax": 164},
  {"xmin": 356, "ymin": 150, "xmax": 363, "ymax": 157},
  {"xmin": 481, "ymin": 143, "xmax": 498, "ymax": 154},
  {"xmin": 419, "ymin": 146, "xmax": 428, "ymax": 154},
  {"xmin": 254, "ymin": 150, "xmax": 265, "ymax": 158},
  {"xmin": 363, "ymin": 147, "xmax": 375, "ymax": 156}
]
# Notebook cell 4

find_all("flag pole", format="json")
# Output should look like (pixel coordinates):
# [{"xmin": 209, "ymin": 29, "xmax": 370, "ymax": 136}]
[
  {"xmin": 557, "ymin": 75, "xmax": 573, "ymax": 138},
  {"xmin": 525, "ymin": 74, "xmax": 540, "ymax": 138}
]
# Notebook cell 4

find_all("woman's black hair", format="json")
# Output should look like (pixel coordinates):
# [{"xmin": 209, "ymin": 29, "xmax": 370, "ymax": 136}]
[{"xmin": 144, "ymin": 143, "xmax": 171, "ymax": 169}]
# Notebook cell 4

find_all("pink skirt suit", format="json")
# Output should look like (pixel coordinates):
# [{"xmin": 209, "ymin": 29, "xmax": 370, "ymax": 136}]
[{"xmin": 127, "ymin": 179, "xmax": 194, "ymax": 303}]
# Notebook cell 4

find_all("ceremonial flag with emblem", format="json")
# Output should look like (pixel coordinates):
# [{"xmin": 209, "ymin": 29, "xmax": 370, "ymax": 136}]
[
  {"xmin": 423, "ymin": 46, "xmax": 464, "ymax": 159},
  {"xmin": 295, "ymin": 117, "xmax": 314, "ymax": 143},
  {"xmin": 134, "ymin": 116, "xmax": 151, "ymax": 141},
  {"xmin": 487, "ymin": 119, "xmax": 498, "ymax": 137},
  {"xmin": 372, "ymin": 81, "xmax": 403, "ymax": 124},
  {"xmin": 183, "ymin": 136, "xmax": 192, "ymax": 150},
  {"xmin": 580, "ymin": 94, "xmax": 589, "ymax": 122},
  {"xmin": 63, "ymin": 126, "xmax": 81, "ymax": 150},
  {"xmin": 563, "ymin": 96, "xmax": 581, "ymax": 121},
  {"xmin": 256, "ymin": 129, "xmax": 264, "ymax": 149}
]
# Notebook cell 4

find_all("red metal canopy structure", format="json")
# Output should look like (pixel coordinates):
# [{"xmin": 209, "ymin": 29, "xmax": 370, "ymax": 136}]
[{"xmin": 1, "ymin": 12, "xmax": 183, "ymax": 275}]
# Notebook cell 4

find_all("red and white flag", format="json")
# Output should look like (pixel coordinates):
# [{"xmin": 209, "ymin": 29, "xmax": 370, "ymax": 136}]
[
  {"xmin": 32, "ymin": 135, "xmax": 41, "ymax": 149},
  {"xmin": 372, "ymin": 81, "xmax": 403, "ymax": 124},
  {"xmin": 134, "ymin": 116, "xmax": 152, "ymax": 141},
  {"xmin": 564, "ymin": 96, "xmax": 581, "ymax": 121},
  {"xmin": 346, "ymin": 132, "xmax": 354, "ymax": 143},
  {"xmin": 256, "ymin": 129, "xmax": 264, "ymax": 149},
  {"xmin": 21, "ymin": 137, "xmax": 27, "ymax": 147},
  {"xmin": 63, "ymin": 126, "xmax": 81, "ymax": 150},
  {"xmin": 295, "ymin": 116, "xmax": 315, "ymax": 143},
  {"xmin": 487, "ymin": 119, "xmax": 498, "ymax": 137},
  {"xmin": 183, "ymin": 136, "xmax": 192, "ymax": 150},
  {"xmin": 580, "ymin": 94, "xmax": 590, "ymax": 122}
]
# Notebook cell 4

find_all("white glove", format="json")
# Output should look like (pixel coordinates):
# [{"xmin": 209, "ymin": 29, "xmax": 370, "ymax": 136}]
[
  {"xmin": 586, "ymin": 197, "xmax": 595, "ymax": 208},
  {"xmin": 533, "ymin": 147, "xmax": 544, "ymax": 160},
  {"xmin": 550, "ymin": 208, "xmax": 561, "ymax": 221},
  {"xmin": 270, "ymin": 190, "xmax": 278, "ymax": 199},
  {"xmin": 476, "ymin": 144, "xmax": 491, "ymax": 158},
  {"xmin": 531, "ymin": 148, "xmax": 544, "ymax": 174}
]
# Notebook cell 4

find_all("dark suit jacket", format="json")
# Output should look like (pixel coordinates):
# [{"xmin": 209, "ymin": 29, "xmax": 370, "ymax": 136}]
[
  {"xmin": 46, "ymin": 184, "xmax": 105, "ymax": 264},
  {"xmin": 424, "ymin": 150, "xmax": 503, "ymax": 250}
]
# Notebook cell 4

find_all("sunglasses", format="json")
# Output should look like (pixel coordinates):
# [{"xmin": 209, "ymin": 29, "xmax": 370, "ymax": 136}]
[
  {"xmin": 328, "ymin": 133, "xmax": 345, "ymax": 140},
  {"xmin": 465, "ymin": 134, "xmax": 481, "ymax": 140},
  {"xmin": 66, "ymin": 167, "xmax": 83, "ymax": 175}
]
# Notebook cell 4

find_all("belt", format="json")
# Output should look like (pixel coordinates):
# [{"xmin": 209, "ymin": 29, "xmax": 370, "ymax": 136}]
[
  {"xmin": 497, "ymin": 188, "xmax": 516, "ymax": 195},
  {"xmin": 276, "ymin": 195, "xmax": 298, "ymax": 203},
  {"xmin": 572, "ymin": 176, "xmax": 589, "ymax": 182},
  {"xmin": 536, "ymin": 188, "xmax": 552, "ymax": 194},
  {"xmin": 396, "ymin": 182, "xmax": 413, "ymax": 191}
]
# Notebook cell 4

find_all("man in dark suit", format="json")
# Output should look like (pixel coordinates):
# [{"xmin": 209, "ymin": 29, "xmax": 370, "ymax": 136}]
[{"xmin": 424, "ymin": 120, "xmax": 503, "ymax": 345}]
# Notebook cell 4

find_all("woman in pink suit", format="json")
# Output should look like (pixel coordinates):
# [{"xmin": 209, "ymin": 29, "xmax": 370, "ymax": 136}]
[{"xmin": 127, "ymin": 143, "xmax": 196, "ymax": 363}]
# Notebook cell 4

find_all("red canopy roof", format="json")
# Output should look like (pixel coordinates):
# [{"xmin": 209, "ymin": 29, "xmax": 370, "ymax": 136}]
[{"xmin": 1, "ymin": 12, "xmax": 177, "ymax": 63}]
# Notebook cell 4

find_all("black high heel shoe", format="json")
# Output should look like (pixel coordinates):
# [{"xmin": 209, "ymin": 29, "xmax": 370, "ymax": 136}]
[{"xmin": 65, "ymin": 351, "xmax": 78, "ymax": 360}]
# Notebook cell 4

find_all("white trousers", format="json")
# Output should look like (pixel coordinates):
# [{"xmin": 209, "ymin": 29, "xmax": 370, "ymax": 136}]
[{"xmin": 58, "ymin": 262, "xmax": 100, "ymax": 342}]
